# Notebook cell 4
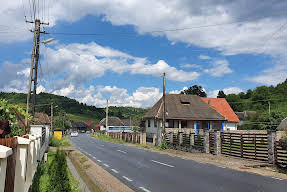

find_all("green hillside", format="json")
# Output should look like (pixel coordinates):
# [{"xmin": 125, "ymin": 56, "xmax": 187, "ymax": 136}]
[
  {"xmin": 0, "ymin": 92, "xmax": 148, "ymax": 124},
  {"xmin": 225, "ymin": 79, "xmax": 287, "ymax": 130}
]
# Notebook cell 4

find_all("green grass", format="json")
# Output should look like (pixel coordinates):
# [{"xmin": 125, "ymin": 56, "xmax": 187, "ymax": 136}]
[
  {"xmin": 29, "ymin": 151, "xmax": 80, "ymax": 192},
  {"xmin": 49, "ymin": 135, "xmax": 72, "ymax": 147}
]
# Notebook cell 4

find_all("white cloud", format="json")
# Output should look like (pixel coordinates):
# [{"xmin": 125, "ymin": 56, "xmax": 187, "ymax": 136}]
[
  {"xmin": 180, "ymin": 64, "xmax": 202, "ymax": 69},
  {"xmin": 199, "ymin": 55, "xmax": 211, "ymax": 60},
  {"xmin": 43, "ymin": 42, "xmax": 200, "ymax": 87},
  {"xmin": 204, "ymin": 59, "xmax": 232, "ymax": 77},
  {"xmin": 208, "ymin": 87, "xmax": 243, "ymax": 98},
  {"xmin": 52, "ymin": 85, "xmax": 162, "ymax": 108},
  {"xmin": 169, "ymin": 86, "xmax": 188, "ymax": 94},
  {"xmin": 247, "ymin": 59, "xmax": 287, "ymax": 85}
]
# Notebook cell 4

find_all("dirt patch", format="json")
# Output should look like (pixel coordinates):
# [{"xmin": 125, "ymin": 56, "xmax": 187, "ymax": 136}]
[{"xmin": 68, "ymin": 150, "xmax": 134, "ymax": 192}]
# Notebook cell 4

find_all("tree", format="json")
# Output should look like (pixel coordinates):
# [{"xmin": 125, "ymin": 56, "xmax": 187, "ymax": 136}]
[
  {"xmin": 226, "ymin": 94, "xmax": 243, "ymax": 112},
  {"xmin": 181, "ymin": 85, "xmax": 207, "ymax": 97},
  {"xmin": 217, "ymin": 90, "xmax": 226, "ymax": 98}
]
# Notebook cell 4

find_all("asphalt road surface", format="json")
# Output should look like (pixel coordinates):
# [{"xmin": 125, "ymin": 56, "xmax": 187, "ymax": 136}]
[{"xmin": 70, "ymin": 134, "xmax": 287, "ymax": 192}]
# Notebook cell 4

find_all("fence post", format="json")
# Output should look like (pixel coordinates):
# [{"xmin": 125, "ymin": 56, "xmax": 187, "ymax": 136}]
[
  {"xmin": 26, "ymin": 135, "xmax": 36, "ymax": 186},
  {"xmin": 0, "ymin": 145, "xmax": 13, "ymax": 192},
  {"xmin": 190, "ymin": 133, "xmax": 195, "ymax": 146},
  {"xmin": 204, "ymin": 130, "xmax": 210, "ymax": 153},
  {"xmin": 153, "ymin": 134, "xmax": 157, "ymax": 146},
  {"xmin": 179, "ymin": 132, "xmax": 183, "ymax": 146},
  {"xmin": 170, "ymin": 132, "xmax": 173, "ymax": 144},
  {"xmin": 142, "ymin": 133, "xmax": 147, "ymax": 145},
  {"xmin": 267, "ymin": 130, "xmax": 276, "ymax": 164},
  {"xmin": 214, "ymin": 131, "xmax": 221, "ymax": 155},
  {"xmin": 14, "ymin": 137, "xmax": 31, "ymax": 192}
]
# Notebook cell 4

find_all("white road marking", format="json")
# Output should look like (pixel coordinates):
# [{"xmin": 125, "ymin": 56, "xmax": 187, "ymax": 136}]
[
  {"xmin": 139, "ymin": 187, "xmax": 151, "ymax": 192},
  {"xmin": 272, "ymin": 177, "xmax": 283, "ymax": 181},
  {"xmin": 151, "ymin": 160, "xmax": 174, "ymax": 168},
  {"xmin": 97, "ymin": 160, "xmax": 102, "ymax": 162},
  {"xmin": 111, "ymin": 169, "xmax": 119, "ymax": 173},
  {"xmin": 101, "ymin": 145, "xmax": 105, "ymax": 147},
  {"xmin": 117, "ymin": 150, "xmax": 127, "ymax": 154},
  {"xmin": 122, "ymin": 176, "xmax": 133, "ymax": 182},
  {"xmin": 218, "ymin": 166, "xmax": 226, "ymax": 169},
  {"xmin": 104, "ymin": 163, "xmax": 110, "ymax": 167},
  {"xmin": 93, "ymin": 156, "xmax": 97, "ymax": 159}
]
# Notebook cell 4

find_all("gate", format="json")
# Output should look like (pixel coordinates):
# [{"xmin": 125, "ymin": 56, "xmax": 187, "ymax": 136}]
[
  {"xmin": 209, "ymin": 131, "xmax": 215, "ymax": 154},
  {"xmin": 274, "ymin": 141, "xmax": 287, "ymax": 168},
  {"xmin": 0, "ymin": 137, "xmax": 18, "ymax": 192}
]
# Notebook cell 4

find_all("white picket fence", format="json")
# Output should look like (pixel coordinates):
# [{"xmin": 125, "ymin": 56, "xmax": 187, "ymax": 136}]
[{"xmin": 0, "ymin": 125, "xmax": 49, "ymax": 192}]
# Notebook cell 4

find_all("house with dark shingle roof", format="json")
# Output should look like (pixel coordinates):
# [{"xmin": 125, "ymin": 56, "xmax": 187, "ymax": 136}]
[
  {"xmin": 144, "ymin": 94, "xmax": 228, "ymax": 135},
  {"xmin": 201, "ymin": 97, "xmax": 240, "ymax": 130}
]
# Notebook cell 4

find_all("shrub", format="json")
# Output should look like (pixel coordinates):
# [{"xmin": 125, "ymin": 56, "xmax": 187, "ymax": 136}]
[{"xmin": 160, "ymin": 140, "xmax": 168, "ymax": 150}]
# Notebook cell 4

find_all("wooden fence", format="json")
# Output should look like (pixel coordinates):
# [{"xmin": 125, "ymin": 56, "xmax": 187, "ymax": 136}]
[
  {"xmin": 108, "ymin": 132, "xmax": 146, "ymax": 145},
  {"xmin": 0, "ymin": 137, "xmax": 18, "ymax": 192},
  {"xmin": 221, "ymin": 132, "xmax": 269, "ymax": 162},
  {"xmin": 274, "ymin": 141, "xmax": 287, "ymax": 167}
]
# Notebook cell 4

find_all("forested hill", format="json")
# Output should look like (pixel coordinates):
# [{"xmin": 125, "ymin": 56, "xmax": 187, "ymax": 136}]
[
  {"xmin": 0, "ymin": 92, "xmax": 148, "ymax": 124},
  {"xmin": 225, "ymin": 79, "xmax": 287, "ymax": 130}
]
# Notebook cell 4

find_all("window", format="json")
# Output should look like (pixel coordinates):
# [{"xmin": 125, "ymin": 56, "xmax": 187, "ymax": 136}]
[
  {"xmin": 168, "ymin": 120, "xmax": 174, "ymax": 128},
  {"xmin": 148, "ymin": 120, "xmax": 151, "ymax": 127},
  {"xmin": 181, "ymin": 101, "xmax": 190, "ymax": 105},
  {"xmin": 154, "ymin": 120, "xmax": 157, "ymax": 127}
]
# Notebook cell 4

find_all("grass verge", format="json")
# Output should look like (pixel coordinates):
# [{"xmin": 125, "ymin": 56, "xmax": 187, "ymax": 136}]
[
  {"xmin": 50, "ymin": 135, "xmax": 72, "ymax": 147},
  {"xmin": 29, "ymin": 150, "xmax": 79, "ymax": 192}
]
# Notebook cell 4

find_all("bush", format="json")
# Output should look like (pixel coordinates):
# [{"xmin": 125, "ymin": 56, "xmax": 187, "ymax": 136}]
[
  {"xmin": 48, "ymin": 150, "xmax": 71, "ymax": 192},
  {"xmin": 49, "ymin": 136, "xmax": 71, "ymax": 147},
  {"xmin": 160, "ymin": 140, "xmax": 168, "ymax": 150}
]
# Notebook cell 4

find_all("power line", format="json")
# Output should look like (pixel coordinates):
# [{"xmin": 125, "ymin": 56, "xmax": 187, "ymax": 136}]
[{"xmin": 46, "ymin": 11, "xmax": 287, "ymax": 37}]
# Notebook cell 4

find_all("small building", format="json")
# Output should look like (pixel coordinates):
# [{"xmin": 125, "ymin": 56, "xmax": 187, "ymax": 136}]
[
  {"xmin": 201, "ymin": 98, "xmax": 240, "ymax": 130},
  {"xmin": 144, "ymin": 94, "xmax": 227, "ymax": 137},
  {"xmin": 99, "ymin": 117, "xmax": 134, "ymax": 132},
  {"xmin": 71, "ymin": 122, "xmax": 88, "ymax": 132}
]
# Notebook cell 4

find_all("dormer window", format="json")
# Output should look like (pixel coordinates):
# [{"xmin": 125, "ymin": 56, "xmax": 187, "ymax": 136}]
[{"xmin": 181, "ymin": 101, "xmax": 190, "ymax": 105}]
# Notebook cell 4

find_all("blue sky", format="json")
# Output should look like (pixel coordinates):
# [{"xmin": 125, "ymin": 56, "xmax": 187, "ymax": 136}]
[{"xmin": 0, "ymin": 1, "xmax": 287, "ymax": 108}]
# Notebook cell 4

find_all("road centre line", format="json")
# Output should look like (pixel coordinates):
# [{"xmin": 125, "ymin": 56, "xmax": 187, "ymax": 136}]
[
  {"xmin": 122, "ymin": 176, "xmax": 133, "ymax": 182},
  {"xmin": 97, "ymin": 160, "xmax": 102, "ymax": 162},
  {"xmin": 139, "ymin": 187, "xmax": 151, "ymax": 192},
  {"xmin": 271, "ymin": 177, "xmax": 283, "ymax": 181},
  {"xmin": 117, "ymin": 150, "xmax": 127, "ymax": 154},
  {"xmin": 111, "ymin": 169, "xmax": 119, "ymax": 173},
  {"xmin": 104, "ymin": 163, "xmax": 110, "ymax": 167},
  {"xmin": 151, "ymin": 160, "xmax": 174, "ymax": 168}
]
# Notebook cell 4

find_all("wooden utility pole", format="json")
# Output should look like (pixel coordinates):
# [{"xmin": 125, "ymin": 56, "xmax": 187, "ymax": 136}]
[
  {"xmin": 25, "ymin": 19, "xmax": 49, "ymax": 126},
  {"xmin": 268, "ymin": 101, "xmax": 271, "ymax": 115},
  {"xmin": 162, "ymin": 72, "xmax": 166, "ymax": 141},
  {"xmin": 106, "ymin": 99, "xmax": 109, "ymax": 133},
  {"xmin": 51, "ymin": 103, "xmax": 53, "ymax": 132},
  {"xmin": 157, "ymin": 72, "xmax": 166, "ymax": 146}
]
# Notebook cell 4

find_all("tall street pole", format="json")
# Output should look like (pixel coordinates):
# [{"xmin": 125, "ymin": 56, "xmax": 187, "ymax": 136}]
[
  {"xmin": 25, "ymin": 19, "xmax": 40, "ymax": 126},
  {"xmin": 106, "ymin": 99, "xmax": 109, "ymax": 134},
  {"xmin": 51, "ymin": 103, "xmax": 53, "ymax": 132}
]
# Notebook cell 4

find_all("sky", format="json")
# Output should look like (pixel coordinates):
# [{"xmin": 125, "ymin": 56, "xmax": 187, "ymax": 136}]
[{"xmin": 0, "ymin": 0, "xmax": 287, "ymax": 108}]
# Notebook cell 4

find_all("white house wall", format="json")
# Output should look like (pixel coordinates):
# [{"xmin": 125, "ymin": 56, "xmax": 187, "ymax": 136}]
[{"xmin": 224, "ymin": 122, "xmax": 237, "ymax": 131}]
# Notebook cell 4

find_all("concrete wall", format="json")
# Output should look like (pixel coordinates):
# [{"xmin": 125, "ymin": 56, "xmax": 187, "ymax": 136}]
[{"xmin": 0, "ymin": 125, "xmax": 50, "ymax": 192}]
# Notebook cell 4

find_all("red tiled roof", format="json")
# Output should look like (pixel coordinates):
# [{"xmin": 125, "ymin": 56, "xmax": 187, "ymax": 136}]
[{"xmin": 201, "ymin": 97, "xmax": 240, "ymax": 123}]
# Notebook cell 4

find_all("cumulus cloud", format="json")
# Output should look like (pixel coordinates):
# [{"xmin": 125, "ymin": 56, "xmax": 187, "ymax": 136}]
[
  {"xmin": 199, "ymin": 55, "xmax": 211, "ymax": 60},
  {"xmin": 43, "ymin": 42, "xmax": 199, "ymax": 87},
  {"xmin": 53, "ymin": 85, "xmax": 162, "ymax": 108},
  {"xmin": 204, "ymin": 59, "xmax": 232, "ymax": 77},
  {"xmin": 208, "ymin": 87, "xmax": 243, "ymax": 98}
]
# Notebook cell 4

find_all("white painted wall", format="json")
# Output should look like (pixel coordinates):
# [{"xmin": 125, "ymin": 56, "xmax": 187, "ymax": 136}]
[
  {"xmin": 224, "ymin": 122, "xmax": 237, "ymax": 131},
  {"xmin": 145, "ymin": 119, "xmax": 158, "ymax": 134}
]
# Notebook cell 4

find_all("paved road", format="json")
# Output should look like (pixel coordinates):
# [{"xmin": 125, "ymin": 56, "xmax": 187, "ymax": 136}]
[{"xmin": 70, "ymin": 134, "xmax": 287, "ymax": 192}]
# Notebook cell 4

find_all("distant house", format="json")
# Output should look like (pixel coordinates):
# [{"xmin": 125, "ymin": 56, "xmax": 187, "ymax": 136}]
[
  {"xmin": 32, "ymin": 113, "xmax": 51, "ymax": 125},
  {"xmin": 71, "ymin": 122, "xmax": 88, "ymax": 132},
  {"xmin": 235, "ymin": 111, "xmax": 257, "ymax": 125},
  {"xmin": 99, "ymin": 117, "xmax": 134, "ymax": 132},
  {"xmin": 201, "ymin": 98, "xmax": 240, "ymax": 130},
  {"xmin": 144, "ymin": 94, "xmax": 228, "ymax": 136},
  {"xmin": 277, "ymin": 117, "xmax": 287, "ymax": 131}
]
